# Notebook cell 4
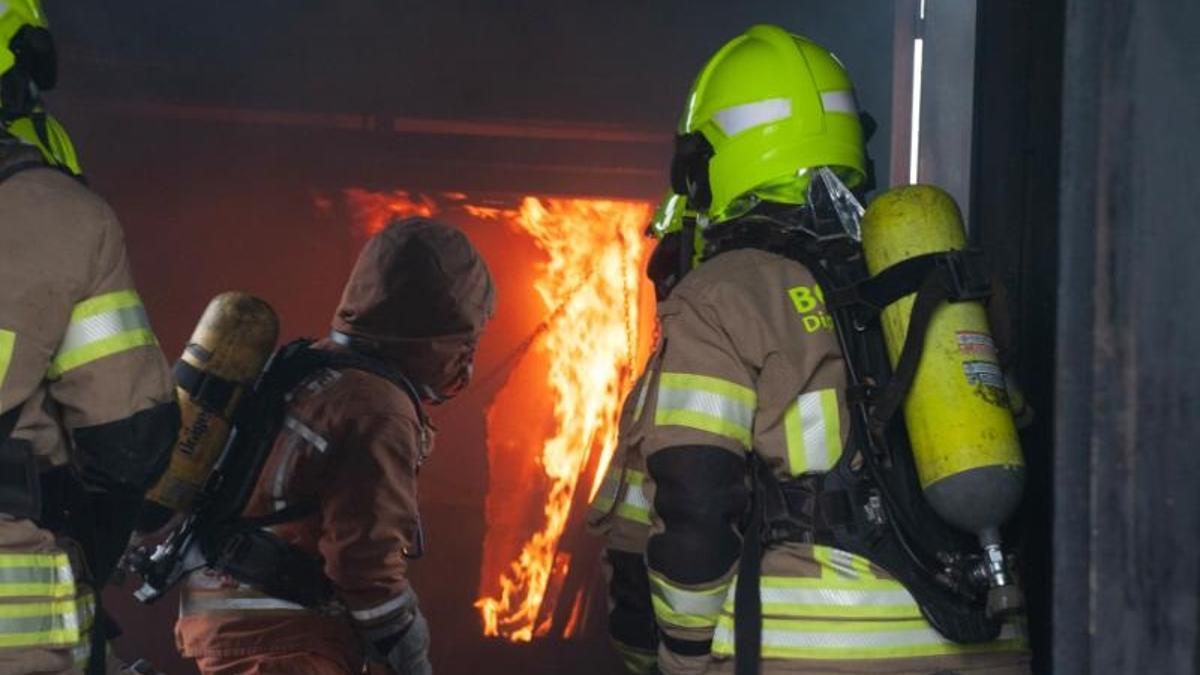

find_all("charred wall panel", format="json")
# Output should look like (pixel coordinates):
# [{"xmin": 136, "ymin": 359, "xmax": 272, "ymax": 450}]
[{"xmin": 1055, "ymin": 0, "xmax": 1200, "ymax": 671}]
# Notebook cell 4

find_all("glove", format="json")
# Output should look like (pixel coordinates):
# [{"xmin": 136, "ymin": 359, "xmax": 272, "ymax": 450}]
[
  {"xmin": 360, "ymin": 587, "xmax": 432, "ymax": 675},
  {"xmin": 385, "ymin": 607, "xmax": 432, "ymax": 675}
]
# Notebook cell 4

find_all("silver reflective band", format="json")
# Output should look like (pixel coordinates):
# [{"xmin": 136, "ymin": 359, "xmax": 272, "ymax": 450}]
[
  {"xmin": 183, "ymin": 596, "xmax": 306, "ymax": 612},
  {"xmin": 713, "ymin": 98, "xmax": 792, "ymax": 137},
  {"xmin": 57, "ymin": 305, "xmax": 150, "ymax": 354},
  {"xmin": 351, "ymin": 592, "xmax": 411, "ymax": 622},
  {"xmin": 798, "ymin": 391, "xmax": 831, "ymax": 472},
  {"xmin": 820, "ymin": 90, "xmax": 858, "ymax": 115},
  {"xmin": 826, "ymin": 548, "xmax": 862, "ymax": 579},
  {"xmin": 657, "ymin": 387, "xmax": 754, "ymax": 432},
  {"xmin": 284, "ymin": 415, "xmax": 329, "ymax": 453},
  {"xmin": 654, "ymin": 581, "xmax": 726, "ymax": 618},
  {"xmin": 760, "ymin": 585, "xmax": 916, "ymax": 608},
  {"xmin": 623, "ymin": 479, "xmax": 651, "ymax": 513},
  {"xmin": 0, "ymin": 562, "xmax": 74, "ymax": 586}
]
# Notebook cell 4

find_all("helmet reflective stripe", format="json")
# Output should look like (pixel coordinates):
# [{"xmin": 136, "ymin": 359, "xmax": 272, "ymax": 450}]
[
  {"xmin": 712, "ymin": 98, "xmax": 792, "ymax": 138},
  {"xmin": 675, "ymin": 24, "xmax": 867, "ymax": 222},
  {"xmin": 821, "ymin": 90, "xmax": 858, "ymax": 115}
]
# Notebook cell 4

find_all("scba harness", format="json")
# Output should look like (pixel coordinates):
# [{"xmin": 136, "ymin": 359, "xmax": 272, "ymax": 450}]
[
  {"xmin": 706, "ymin": 222, "xmax": 1011, "ymax": 675},
  {"xmin": 132, "ymin": 339, "xmax": 426, "ymax": 609}
]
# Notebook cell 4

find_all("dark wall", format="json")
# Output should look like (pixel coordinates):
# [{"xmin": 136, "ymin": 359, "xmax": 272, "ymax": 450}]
[
  {"xmin": 1054, "ymin": 0, "xmax": 1200, "ymax": 672},
  {"xmin": 40, "ymin": 2, "xmax": 899, "ymax": 673}
]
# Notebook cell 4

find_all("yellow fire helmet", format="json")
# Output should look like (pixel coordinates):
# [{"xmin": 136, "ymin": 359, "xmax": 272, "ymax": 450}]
[
  {"xmin": 1, "ymin": 0, "xmax": 55, "ymax": 116},
  {"xmin": 646, "ymin": 192, "xmax": 692, "ymax": 239},
  {"xmin": 670, "ymin": 24, "xmax": 867, "ymax": 224},
  {"xmin": 5, "ymin": 111, "xmax": 82, "ymax": 175}
]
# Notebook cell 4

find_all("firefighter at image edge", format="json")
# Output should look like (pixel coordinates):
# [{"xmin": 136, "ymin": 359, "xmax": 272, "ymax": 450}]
[
  {"xmin": 174, "ymin": 219, "xmax": 496, "ymax": 675},
  {"xmin": 589, "ymin": 24, "xmax": 1033, "ymax": 675},
  {"xmin": 0, "ymin": 1, "xmax": 182, "ymax": 674}
]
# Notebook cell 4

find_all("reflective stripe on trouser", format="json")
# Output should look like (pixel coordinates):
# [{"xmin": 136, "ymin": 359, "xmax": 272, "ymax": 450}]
[
  {"xmin": 655, "ymin": 372, "xmax": 756, "ymax": 449},
  {"xmin": 649, "ymin": 569, "xmax": 729, "ymax": 629},
  {"xmin": 0, "ymin": 552, "xmax": 76, "ymax": 599},
  {"xmin": 784, "ymin": 388, "xmax": 843, "ymax": 474},
  {"xmin": 0, "ymin": 586, "xmax": 93, "ymax": 651},
  {"xmin": 591, "ymin": 468, "xmax": 651, "ymax": 525},
  {"xmin": 48, "ymin": 290, "xmax": 158, "ymax": 378}
]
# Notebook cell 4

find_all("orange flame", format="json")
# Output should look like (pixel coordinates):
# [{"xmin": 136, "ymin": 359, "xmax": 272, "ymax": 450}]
[
  {"xmin": 343, "ymin": 188, "xmax": 439, "ymax": 237},
  {"xmin": 474, "ymin": 197, "xmax": 652, "ymax": 641}
]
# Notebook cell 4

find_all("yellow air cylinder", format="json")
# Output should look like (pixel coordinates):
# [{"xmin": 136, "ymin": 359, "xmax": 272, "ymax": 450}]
[
  {"xmin": 861, "ymin": 185, "xmax": 1024, "ymax": 540},
  {"xmin": 138, "ymin": 292, "xmax": 279, "ymax": 533}
]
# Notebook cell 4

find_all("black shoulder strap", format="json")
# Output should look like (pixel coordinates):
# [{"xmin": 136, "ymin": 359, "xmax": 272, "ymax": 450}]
[
  {"xmin": 824, "ymin": 249, "xmax": 992, "ymax": 440},
  {"xmin": 311, "ymin": 348, "xmax": 427, "ymax": 428}
]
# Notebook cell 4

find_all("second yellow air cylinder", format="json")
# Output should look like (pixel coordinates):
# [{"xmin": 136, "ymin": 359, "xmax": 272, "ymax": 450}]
[{"xmin": 861, "ymin": 185, "xmax": 1024, "ymax": 537}]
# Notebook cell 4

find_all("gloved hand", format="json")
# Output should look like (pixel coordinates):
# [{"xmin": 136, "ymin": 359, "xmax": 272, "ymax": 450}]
[
  {"xmin": 361, "ymin": 587, "xmax": 433, "ymax": 675},
  {"xmin": 385, "ymin": 607, "xmax": 432, "ymax": 675}
]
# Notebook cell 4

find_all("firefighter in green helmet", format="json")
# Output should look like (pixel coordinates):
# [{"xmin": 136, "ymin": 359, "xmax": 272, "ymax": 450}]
[
  {"xmin": 0, "ymin": 2, "xmax": 179, "ymax": 673},
  {"xmin": 592, "ymin": 24, "xmax": 1030, "ymax": 674}
]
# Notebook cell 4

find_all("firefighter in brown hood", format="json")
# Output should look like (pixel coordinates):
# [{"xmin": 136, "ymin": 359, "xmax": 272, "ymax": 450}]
[{"xmin": 176, "ymin": 218, "xmax": 496, "ymax": 675}]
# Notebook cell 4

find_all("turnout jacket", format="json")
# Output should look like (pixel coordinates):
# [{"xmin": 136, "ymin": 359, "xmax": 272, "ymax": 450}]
[
  {"xmin": 591, "ymin": 248, "xmax": 1028, "ymax": 674},
  {"xmin": 0, "ymin": 140, "xmax": 176, "ymax": 671},
  {"xmin": 175, "ymin": 340, "xmax": 431, "ymax": 669}
]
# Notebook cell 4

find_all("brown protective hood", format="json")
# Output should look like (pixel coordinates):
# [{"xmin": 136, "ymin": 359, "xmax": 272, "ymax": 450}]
[{"xmin": 333, "ymin": 217, "xmax": 496, "ymax": 391}]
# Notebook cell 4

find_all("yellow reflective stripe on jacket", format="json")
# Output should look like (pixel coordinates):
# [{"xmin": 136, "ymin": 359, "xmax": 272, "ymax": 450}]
[
  {"xmin": 814, "ymin": 545, "xmax": 875, "ymax": 581},
  {"xmin": 0, "ymin": 329, "xmax": 14, "ymax": 392},
  {"xmin": 655, "ymin": 373, "xmax": 756, "ymax": 448},
  {"xmin": 0, "ymin": 552, "xmax": 76, "ymax": 599},
  {"xmin": 48, "ymin": 290, "xmax": 157, "ymax": 378},
  {"xmin": 719, "ymin": 575, "xmax": 924, "ymax": 621},
  {"xmin": 631, "ymin": 373, "xmax": 653, "ymax": 423},
  {"xmin": 649, "ymin": 570, "xmax": 728, "ymax": 629},
  {"xmin": 712, "ymin": 616, "xmax": 1026, "ymax": 660},
  {"xmin": 0, "ymin": 597, "xmax": 83, "ymax": 647},
  {"xmin": 591, "ymin": 468, "xmax": 652, "ymax": 525},
  {"xmin": 784, "ymin": 388, "xmax": 842, "ymax": 474}
]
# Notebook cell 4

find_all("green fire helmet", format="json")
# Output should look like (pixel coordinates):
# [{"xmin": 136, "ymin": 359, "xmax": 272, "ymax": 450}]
[
  {"xmin": 6, "ymin": 112, "xmax": 82, "ymax": 174},
  {"xmin": 0, "ymin": 0, "xmax": 55, "ymax": 116},
  {"xmin": 646, "ymin": 192, "xmax": 692, "ymax": 239},
  {"xmin": 671, "ymin": 24, "xmax": 867, "ymax": 224}
]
